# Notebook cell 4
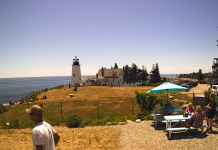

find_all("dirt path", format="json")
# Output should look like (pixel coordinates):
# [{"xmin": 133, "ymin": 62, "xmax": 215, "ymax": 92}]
[{"xmin": 180, "ymin": 84, "xmax": 209, "ymax": 96}]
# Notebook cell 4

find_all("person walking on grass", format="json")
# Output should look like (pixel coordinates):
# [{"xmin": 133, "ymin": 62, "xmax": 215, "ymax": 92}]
[
  {"xmin": 205, "ymin": 94, "xmax": 216, "ymax": 132},
  {"xmin": 26, "ymin": 105, "xmax": 60, "ymax": 150}
]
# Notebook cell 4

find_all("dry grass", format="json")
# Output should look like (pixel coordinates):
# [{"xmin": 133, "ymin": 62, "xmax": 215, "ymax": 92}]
[
  {"xmin": 36, "ymin": 86, "xmax": 153, "ymax": 102},
  {"xmin": 0, "ymin": 127, "xmax": 120, "ymax": 150},
  {"xmin": 0, "ymin": 86, "xmax": 153, "ymax": 122},
  {"xmin": 0, "ymin": 84, "xmax": 212, "ymax": 150}
]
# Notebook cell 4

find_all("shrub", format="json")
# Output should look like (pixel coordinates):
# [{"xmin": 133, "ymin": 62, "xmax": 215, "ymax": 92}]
[
  {"xmin": 66, "ymin": 114, "xmax": 82, "ymax": 128},
  {"xmin": 91, "ymin": 118, "xmax": 106, "ymax": 126},
  {"xmin": 54, "ymin": 85, "xmax": 64, "ymax": 89},
  {"xmin": 135, "ymin": 91, "xmax": 164, "ymax": 115},
  {"xmin": 81, "ymin": 118, "xmax": 92, "ymax": 127},
  {"xmin": 20, "ymin": 120, "xmax": 35, "ymax": 128},
  {"xmin": 43, "ymin": 88, "xmax": 49, "ymax": 92},
  {"xmin": 0, "ymin": 107, "xmax": 4, "ymax": 114},
  {"xmin": 9, "ymin": 118, "xmax": 19, "ymax": 129},
  {"xmin": 45, "ymin": 118, "xmax": 61, "ymax": 126},
  {"xmin": 127, "ymin": 114, "xmax": 138, "ymax": 122},
  {"xmin": 143, "ymin": 112, "xmax": 153, "ymax": 120},
  {"xmin": 116, "ymin": 116, "xmax": 127, "ymax": 122},
  {"xmin": 0, "ymin": 104, "xmax": 8, "ymax": 114}
]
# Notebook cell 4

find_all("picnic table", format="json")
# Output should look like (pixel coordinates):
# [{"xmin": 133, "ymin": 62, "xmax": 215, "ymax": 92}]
[
  {"xmin": 151, "ymin": 108, "xmax": 183, "ymax": 127},
  {"xmin": 164, "ymin": 115, "xmax": 207, "ymax": 138}
]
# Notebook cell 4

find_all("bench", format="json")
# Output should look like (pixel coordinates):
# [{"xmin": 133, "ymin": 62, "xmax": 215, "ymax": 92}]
[
  {"xmin": 153, "ymin": 119, "xmax": 187, "ymax": 128},
  {"xmin": 167, "ymin": 125, "xmax": 208, "ymax": 138}
]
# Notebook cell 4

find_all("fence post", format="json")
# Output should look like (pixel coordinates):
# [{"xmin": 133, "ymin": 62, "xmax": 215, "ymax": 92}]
[
  {"xmin": 132, "ymin": 98, "xmax": 134, "ymax": 115},
  {"xmin": 97, "ymin": 100, "xmax": 99, "ymax": 119},
  {"xmin": 3, "ymin": 112, "xmax": 4, "ymax": 127},
  {"xmin": 28, "ymin": 104, "xmax": 30, "ymax": 120},
  {"xmin": 185, "ymin": 94, "xmax": 187, "ymax": 99},
  {"xmin": 61, "ymin": 102, "xmax": 62, "ymax": 120}
]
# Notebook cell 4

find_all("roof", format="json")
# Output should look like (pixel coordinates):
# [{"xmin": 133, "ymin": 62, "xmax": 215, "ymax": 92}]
[{"xmin": 98, "ymin": 68, "xmax": 123, "ymax": 78}]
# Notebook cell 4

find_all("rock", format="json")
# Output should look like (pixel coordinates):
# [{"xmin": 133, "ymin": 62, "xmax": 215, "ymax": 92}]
[
  {"xmin": 179, "ymin": 100, "xmax": 189, "ymax": 105},
  {"xmin": 106, "ymin": 122, "xmax": 112, "ymax": 125},
  {"xmin": 136, "ymin": 119, "xmax": 141, "ymax": 123},
  {"xmin": 126, "ymin": 120, "xmax": 134, "ymax": 123},
  {"xmin": 173, "ymin": 99, "xmax": 179, "ymax": 103},
  {"xmin": 118, "ymin": 122, "xmax": 127, "ymax": 125},
  {"xmin": 169, "ymin": 96, "xmax": 174, "ymax": 99},
  {"xmin": 181, "ymin": 104, "xmax": 189, "ymax": 109}
]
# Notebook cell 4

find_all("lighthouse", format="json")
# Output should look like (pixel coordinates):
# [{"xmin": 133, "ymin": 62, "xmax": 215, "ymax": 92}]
[{"xmin": 71, "ymin": 56, "xmax": 82, "ymax": 87}]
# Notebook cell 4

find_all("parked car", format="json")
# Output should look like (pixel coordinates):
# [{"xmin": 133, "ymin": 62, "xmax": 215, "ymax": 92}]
[
  {"xmin": 211, "ymin": 85, "xmax": 218, "ymax": 95},
  {"xmin": 181, "ymin": 84, "xmax": 190, "ymax": 91}
]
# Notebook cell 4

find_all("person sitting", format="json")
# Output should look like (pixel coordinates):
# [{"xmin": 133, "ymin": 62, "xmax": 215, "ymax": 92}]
[
  {"xmin": 190, "ymin": 106, "xmax": 205, "ymax": 134},
  {"xmin": 159, "ymin": 104, "xmax": 168, "ymax": 121},
  {"xmin": 167, "ymin": 100, "xmax": 175, "ymax": 110},
  {"xmin": 186, "ymin": 103, "xmax": 195, "ymax": 113},
  {"xmin": 73, "ymin": 86, "xmax": 77, "ymax": 91}
]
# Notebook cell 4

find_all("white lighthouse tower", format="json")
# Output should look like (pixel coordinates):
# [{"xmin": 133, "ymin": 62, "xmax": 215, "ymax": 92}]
[{"xmin": 71, "ymin": 56, "xmax": 82, "ymax": 87}]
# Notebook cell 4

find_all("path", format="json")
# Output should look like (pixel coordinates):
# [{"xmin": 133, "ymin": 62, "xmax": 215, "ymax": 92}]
[{"xmin": 180, "ymin": 84, "xmax": 209, "ymax": 96}]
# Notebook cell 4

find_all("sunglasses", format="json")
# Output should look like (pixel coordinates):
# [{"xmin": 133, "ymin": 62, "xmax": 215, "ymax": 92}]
[{"xmin": 29, "ymin": 113, "xmax": 35, "ymax": 115}]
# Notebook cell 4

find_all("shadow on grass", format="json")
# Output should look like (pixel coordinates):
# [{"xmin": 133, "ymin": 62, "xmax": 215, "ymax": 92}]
[{"xmin": 167, "ymin": 131, "xmax": 208, "ymax": 140}]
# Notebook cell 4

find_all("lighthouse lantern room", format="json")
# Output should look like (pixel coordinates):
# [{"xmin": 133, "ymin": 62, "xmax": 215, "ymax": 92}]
[{"xmin": 71, "ymin": 56, "xmax": 82, "ymax": 87}]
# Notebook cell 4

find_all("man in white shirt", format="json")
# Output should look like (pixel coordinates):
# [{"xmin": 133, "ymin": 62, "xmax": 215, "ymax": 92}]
[{"xmin": 26, "ymin": 105, "xmax": 60, "ymax": 150}]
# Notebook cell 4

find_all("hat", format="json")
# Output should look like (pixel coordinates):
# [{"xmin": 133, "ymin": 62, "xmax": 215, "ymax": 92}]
[
  {"xmin": 26, "ymin": 105, "xmax": 43, "ymax": 115},
  {"xmin": 167, "ymin": 100, "xmax": 171, "ymax": 103}
]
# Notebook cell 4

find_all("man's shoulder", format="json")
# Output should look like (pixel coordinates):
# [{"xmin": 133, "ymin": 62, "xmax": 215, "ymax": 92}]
[{"xmin": 33, "ymin": 121, "xmax": 50, "ymax": 130}]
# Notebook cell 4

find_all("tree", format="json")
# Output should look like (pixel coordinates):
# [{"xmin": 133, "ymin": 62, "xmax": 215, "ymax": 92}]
[
  {"xmin": 197, "ymin": 69, "xmax": 203, "ymax": 82},
  {"xmin": 141, "ymin": 66, "xmax": 149, "ymax": 82},
  {"xmin": 150, "ymin": 63, "xmax": 161, "ymax": 83},
  {"xmin": 163, "ymin": 77, "xmax": 166, "ymax": 82},
  {"xmin": 114, "ymin": 63, "xmax": 118, "ymax": 69},
  {"xmin": 212, "ymin": 58, "xmax": 218, "ymax": 82},
  {"xmin": 123, "ymin": 65, "xmax": 131, "ymax": 84},
  {"xmin": 155, "ymin": 63, "xmax": 161, "ymax": 83},
  {"xmin": 131, "ymin": 63, "xmax": 138, "ymax": 84}
]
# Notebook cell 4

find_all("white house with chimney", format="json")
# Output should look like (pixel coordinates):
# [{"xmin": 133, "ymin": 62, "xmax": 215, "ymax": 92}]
[{"xmin": 85, "ymin": 67, "xmax": 123, "ymax": 86}]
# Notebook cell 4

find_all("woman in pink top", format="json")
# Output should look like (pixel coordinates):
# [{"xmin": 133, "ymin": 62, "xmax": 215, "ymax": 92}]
[{"xmin": 186, "ymin": 103, "xmax": 195, "ymax": 113}]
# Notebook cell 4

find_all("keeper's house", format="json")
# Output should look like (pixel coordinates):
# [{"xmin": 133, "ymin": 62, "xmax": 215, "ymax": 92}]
[{"xmin": 96, "ymin": 66, "xmax": 123, "ymax": 86}]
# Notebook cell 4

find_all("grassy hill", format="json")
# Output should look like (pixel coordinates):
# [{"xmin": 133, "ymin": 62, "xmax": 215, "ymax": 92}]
[{"xmin": 0, "ymin": 86, "xmax": 193, "ymax": 124}]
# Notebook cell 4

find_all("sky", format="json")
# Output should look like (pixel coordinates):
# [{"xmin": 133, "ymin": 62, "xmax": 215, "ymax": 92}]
[{"xmin": 0, "ymin": 0, "xmax": 218, "ymax": 78}]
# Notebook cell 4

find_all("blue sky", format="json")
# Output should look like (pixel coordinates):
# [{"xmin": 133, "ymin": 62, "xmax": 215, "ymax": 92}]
[{"xmin": 0, "ymin": 0, "xmax": 217, "ymax": 78}]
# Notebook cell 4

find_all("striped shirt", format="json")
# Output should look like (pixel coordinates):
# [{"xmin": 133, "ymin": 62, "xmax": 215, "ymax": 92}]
[{"xmin": 32, "ymin": 121, "xmax": 56, "ymax": 150}]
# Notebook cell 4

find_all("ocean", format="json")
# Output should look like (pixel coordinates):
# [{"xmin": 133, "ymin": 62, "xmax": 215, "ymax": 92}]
[{"xmin": 0, "ymin": 74, "xmax": 179, "ymax": 105}]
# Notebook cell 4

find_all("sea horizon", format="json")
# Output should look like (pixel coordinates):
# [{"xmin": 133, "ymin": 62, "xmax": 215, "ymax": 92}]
[{"xmin": 0, "ymin": 74, "xmax": 179, "ymax": 79}]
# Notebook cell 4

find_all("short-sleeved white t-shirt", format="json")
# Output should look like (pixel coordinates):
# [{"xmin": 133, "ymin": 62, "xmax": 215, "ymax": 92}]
[{"xmin": 32, "ymin": 121, "xmax": 56, "ymax": 150}]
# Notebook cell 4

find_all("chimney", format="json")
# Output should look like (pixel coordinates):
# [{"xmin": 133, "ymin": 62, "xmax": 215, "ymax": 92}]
[{"xmin": 102, "ymin": 66, "xmax": 104, "ymax": 77}]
